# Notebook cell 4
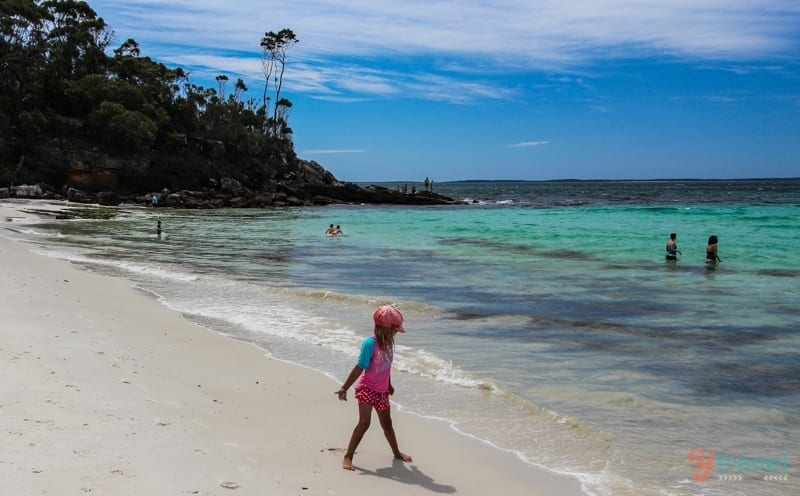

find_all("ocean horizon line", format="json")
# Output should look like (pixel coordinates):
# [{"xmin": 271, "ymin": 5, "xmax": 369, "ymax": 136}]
[{"xmin": 357, "ymin": 177, "xmax": 800, "ymax": 184}]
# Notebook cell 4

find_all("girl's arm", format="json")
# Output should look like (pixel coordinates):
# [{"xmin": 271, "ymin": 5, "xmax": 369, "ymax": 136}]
[{"xmin": 337, "ymin": 365, "xmax": 364, "ymax": 400}]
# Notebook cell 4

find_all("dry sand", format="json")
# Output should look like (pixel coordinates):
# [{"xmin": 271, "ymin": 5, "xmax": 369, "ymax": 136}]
[{"xmin": 1, "ymin": 200, "xmax": 585, "ymax": 495}]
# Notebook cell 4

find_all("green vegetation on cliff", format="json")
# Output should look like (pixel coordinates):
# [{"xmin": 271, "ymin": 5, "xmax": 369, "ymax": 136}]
[{"xmin": 1, "ymin": 0, "xmax": 309, "ymax": 194}]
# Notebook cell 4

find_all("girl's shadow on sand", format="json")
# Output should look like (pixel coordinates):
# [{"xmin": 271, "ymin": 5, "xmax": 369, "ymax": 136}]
[{"xmin": 356, "ymin": 459, "xmax": 456, "ymax": 493}]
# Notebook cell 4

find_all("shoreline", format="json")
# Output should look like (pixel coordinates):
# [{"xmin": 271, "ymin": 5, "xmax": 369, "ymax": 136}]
[{"xmin": 1, "ymin": 199, "xmax": 585, "ymax": 495}]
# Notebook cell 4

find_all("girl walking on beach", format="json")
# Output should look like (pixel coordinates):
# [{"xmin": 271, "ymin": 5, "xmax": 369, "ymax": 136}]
[{"xmin": 336, "ymin": 305, "xmax": 413, "ymax": 470}]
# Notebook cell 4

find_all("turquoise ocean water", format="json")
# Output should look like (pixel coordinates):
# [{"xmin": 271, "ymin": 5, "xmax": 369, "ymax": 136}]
[{"xmin": 4, "ymin": 180, "xmax": 799, "ymax": 496}]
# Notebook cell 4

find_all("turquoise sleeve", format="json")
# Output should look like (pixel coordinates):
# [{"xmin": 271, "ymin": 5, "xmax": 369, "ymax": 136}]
[{"xmin": 357, "ymin": 336, "xmax": 375, "ymax": 370}]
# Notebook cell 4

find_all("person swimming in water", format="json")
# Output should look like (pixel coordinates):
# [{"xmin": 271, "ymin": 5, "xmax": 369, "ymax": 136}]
[
  {"xmin": 706, "ymin": 235, "xmax": 721, "ymax": 263},
  {"xmin": 665, "ymin": 232, "xmax": 682, "ymax": 261},
  {"xmin": 325, "ymin": 224, "xmax": 343, "ymax": 236}
]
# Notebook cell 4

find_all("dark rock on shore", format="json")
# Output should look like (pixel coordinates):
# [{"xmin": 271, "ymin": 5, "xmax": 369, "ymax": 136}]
[
  {"xmin": 4, "ymin": 143, "xmax": 461, "ymax": 207},
  {"xmin": 147, "ymin": 182, "xmax": 461, "ymax": 208},
  {"xmin": 1, "ymin": 181, "xmax": 461, "ymax": 208}
]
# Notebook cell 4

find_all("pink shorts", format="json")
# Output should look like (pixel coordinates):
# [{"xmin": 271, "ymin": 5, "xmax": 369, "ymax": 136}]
[{"xmin": 354, "ymin": 384, "xmax": 390, "ymax": 411}]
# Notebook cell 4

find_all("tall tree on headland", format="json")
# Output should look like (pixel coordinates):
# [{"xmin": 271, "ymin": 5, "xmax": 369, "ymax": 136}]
[{"xmin": 260, "ymin": 28, "xmax": 297, "ymax": 138}]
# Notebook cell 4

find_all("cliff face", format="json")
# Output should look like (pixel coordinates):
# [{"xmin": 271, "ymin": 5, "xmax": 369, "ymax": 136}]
[
  {"xmin": 17, "ymin": 136, "xmax": 302, "ymax": 194},
  {"xmin": 32, "ymin": 142, "xmax": 149, "ymax": 192}
]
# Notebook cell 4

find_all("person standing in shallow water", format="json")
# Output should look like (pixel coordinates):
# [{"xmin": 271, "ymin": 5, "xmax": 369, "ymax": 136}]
[
  {"xmin": 156, "ymin": 220, "xmax": 162, "ymax": 238},
  {"xmin": 665, "ymin": 232, "xmax": 682, "ymax": 260},
  {"xmin": 706, "ymin": 235, "xmax": 721, "ymax": 263},
  {"xmin": 336, "ymin": 305, "xmax": 412, "ymax": 471}
]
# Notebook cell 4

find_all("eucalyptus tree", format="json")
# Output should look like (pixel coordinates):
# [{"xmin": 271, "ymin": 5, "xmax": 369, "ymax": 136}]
[
  {"xmin": 1, "ymin": 0, "xmax": 51, "ymax": 178},
  {"xmin": 40, "ymin": 0, "xmax": 111, "ymax": 113},
  {"xmin": 274, "ymin": 97, "xmax": 292, "ymax": 139},
  {"xmin": 260, "ymin": 28, "xmax": 297, "ymax": 137},
  {"xmin": 1, "ymin": 0, "xmax": 112, "ymax": 180},
  {"xmin": 215, "ymin": 74, "xmax": 229, "ymax": 99},
  {"xmin": 232, "ymin": 78, "xmax": 247, "ymax": 104}
]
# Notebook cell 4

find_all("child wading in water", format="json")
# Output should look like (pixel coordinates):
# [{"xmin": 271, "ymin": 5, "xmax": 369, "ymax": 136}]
[{"xmin": 336, "ymin": 305, "xmax": 413, "ymax": 470}]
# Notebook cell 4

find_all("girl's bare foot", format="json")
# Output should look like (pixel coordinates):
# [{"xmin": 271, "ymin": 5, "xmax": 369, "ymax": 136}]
[
  {"xmin": 396, "ymin": 452, "xmax": 412, "ymax": 463},
  {"xmin": 342, "ymin": 456, "xmax": 355, "ymax": 471}
]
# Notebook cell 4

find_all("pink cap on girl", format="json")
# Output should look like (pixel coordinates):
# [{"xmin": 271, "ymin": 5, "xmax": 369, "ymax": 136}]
[{"xmin": 373, "ymin": 305, "xmax": 405, "ymax": 332}]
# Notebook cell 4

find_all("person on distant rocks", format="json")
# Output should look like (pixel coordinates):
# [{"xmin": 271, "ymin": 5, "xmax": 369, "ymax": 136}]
[
  {"xmin": 411, "ymin": 184, "xmax": 416, "ymax": 194},
  {"xmin": 665, "ymin": 232, "xmax": 682, "ymax": 261},
  {"xmin": 424, "ymin": 176, "xmax": 430, "ymax": 191},
  {"xmin": 151, "ymin": 194, "xmax": 158, "ymax": 207}
]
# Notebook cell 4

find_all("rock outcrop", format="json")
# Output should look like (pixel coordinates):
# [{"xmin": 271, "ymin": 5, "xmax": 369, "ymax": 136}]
[
  {"xmin": 5, "ymin": 142, "xmax": 460, "ymax": 207},
  {"xmin": 1, "ymin": 181, "xmax": 460, "ymax": 207}
]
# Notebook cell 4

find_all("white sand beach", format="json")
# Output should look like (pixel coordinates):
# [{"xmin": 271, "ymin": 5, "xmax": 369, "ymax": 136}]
[{"xmin": 1, "ymin": 200, "xmax": 584, "ymax": 496}]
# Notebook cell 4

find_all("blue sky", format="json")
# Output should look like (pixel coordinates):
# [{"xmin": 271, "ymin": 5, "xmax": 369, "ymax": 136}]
[{"xmin": 89, "ymin": 0, "xmax": 800, "ymax": 181}]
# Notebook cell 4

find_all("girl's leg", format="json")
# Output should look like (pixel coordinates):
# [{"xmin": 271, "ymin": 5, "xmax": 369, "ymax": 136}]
[
  {"xmin": 376, "ymin": 409, "xmax": 412, "ymax": 462},
  {"xmin": 343, "ymin": 402, "xmax": 373, "ymax": 470}
]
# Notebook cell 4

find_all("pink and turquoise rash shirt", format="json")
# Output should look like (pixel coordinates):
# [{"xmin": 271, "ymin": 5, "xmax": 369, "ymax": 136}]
[{"xmin": 356, "ymin": 335, "xmax": 393, "ymax": 393}]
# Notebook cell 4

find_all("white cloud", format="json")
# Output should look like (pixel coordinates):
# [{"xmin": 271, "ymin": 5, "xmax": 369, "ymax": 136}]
[
  {"xmin": 509, "ymin": 141, "xmax": 550, "ymax": 148},
  {"xmin": 301, "ymin": 149, "xmax": 367, "ymax": 155},
  {"xmin": 95, "ymin": 1, "xmax": 800, "ymax": 60},
  {"xmin": 90, "ymin": 1, "xmax": 800, "ymax": 102}
]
